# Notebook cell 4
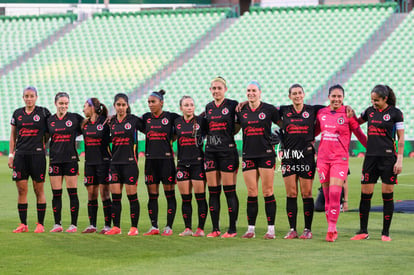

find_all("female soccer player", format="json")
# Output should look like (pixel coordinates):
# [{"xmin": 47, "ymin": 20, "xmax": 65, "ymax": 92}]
[
  {"xmin": 9, "ymin": 86, "xmax": 51, "ymax": 233},
  {"xmin": 236, "ymin": 81, "xmax": 279, "ymax": 239},
  {"xmin": 81, "ymin": 98, "xmax": 112, "ymax": 234},
  {"xmin": 351, "ymin": 85, "xmax": 404, "ymax": 242},
  {"xmin": 174, "ymin": 96, "xmax": 208, "ymax": 237},
  {"xmin": 105, "ymin": 93, "xmax": 142, "ymax": 236},
  {"xmin": 315, "ymin": 84, "xmax": 367, "ymax": 242},
  {"xmin": 48, "ymin": 92, "xmax": 84, "ymax": 233},
  {"xmin": 141, "ymin": 90, "xmax": 180, "ymax": 236},
  {"xmin": 279, "ymin": 84, "xmax": 324, "ymax": 239},
  {"xmin": 204, "ymin": 77, "xmax": 240, "ymax": 238}
]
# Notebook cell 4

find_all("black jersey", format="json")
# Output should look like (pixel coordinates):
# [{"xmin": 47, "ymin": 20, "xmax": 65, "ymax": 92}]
[
  {"xmin": 174, "ymin": 115, "xmax": 206, "ymax": 165},
  {"xmin": 82, "ymin": 115, "xmax": 111, "ymax": 165},
  {"xmin": 204, "ymin": 99, "xmax": 238, "ymax": 152},
  {"xmin": 141, "ymin": 111, "xmax": 180, "ymax": 159},
  {"xmin": 110, "ymin": 114, "xmax": 142, "ymax": 164},
  {"xmin": 361, "ymin": 105, "xmax": 404, "ymax": 156},
  {"xmin": 237, "ymin": 102, "xmax": 280, "ymax": 158},
  {"xmin": 10, "ymin": 106, "xmax": 51, "ymax": 154},
  {"xmin": 47, "ymin": 112, "xmax": 83, "ymax": 164},
  {"xmin": 279, "ymin": 104, "xmax": 323, "ymax": 156}
]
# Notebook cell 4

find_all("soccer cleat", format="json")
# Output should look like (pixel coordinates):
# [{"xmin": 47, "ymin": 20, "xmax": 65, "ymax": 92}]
[
  {"xmin": 143, "ymin": 227, "xmax": 160, "ymax": 236},
  {"xmin": 192, "ymin": 228, "xmax": 205, "ymax": 237},
  {"xmin": 264, "ymin": 233, "xmax": 276, "ymax": 239},
  {"xmin": 82, "ymin": 225, "xmax": 97, "ymax": 234},
  {"xmin": 66, "ymin": 224, "xmax": 77, "ymax": 233},
  {"xmin": 333, "ymin": 231, "xmax": 338, "ymax": 241},
  {"xmin": 206, "ymin": 230, "xmax": 221, "ymax": 238},
  {"xmin": 221, "ymin": 232, "xmax": 237, "ymax": 238},
  {"xmin": 241, "ymin": 232, "xmax": 255, "ymax": 239},
  {"xmin": 326, "ymin": 231, "xmax": 335, "ymax": 242},
  {"xmin": 34, "ymin": 223, "xmax": 44, "ymax": 233},
  {"xmin": 350, "ymin": 231, "xmax": 369, "ymax": 240},
  {"xmin": 13, "ymin": 223, "xmax": 29, "ymax": 233},
  {"xmin": 161, "ymin": 226, "xmax": 173, "ymax": 236},
  {"xmin": 299, "ymin": 228, "xmax": 312, "ymax": 239},
  {"xmin": 99, "ymin": 226, "xmax": 111, "ymax": 234},
  {"xmin": 284, "ymin": 228, "xmax": 298, "ymax": 239},
  {"xmin": 381, "ymin": 235, "xmax": 392, "ymax": 242},
  {"xmin": 50, "ymin": 224, "xmax": 63, "ymax": 233},
  {"xmin": 128, "ymin": 227, "xmax": 138, "ymax": 236},
  {"xmin": 104, "ymin": 226, "xmax": 122, "ymax": 235},
  {"xmin": 179, "ymin": 228, "xmax": 193, "ymax": 237}
]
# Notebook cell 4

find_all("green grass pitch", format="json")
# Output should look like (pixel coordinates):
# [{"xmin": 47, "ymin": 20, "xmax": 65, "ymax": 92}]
[{"xmin": 0, "ymin": 156, "xmax": 413, "ymax": 274}]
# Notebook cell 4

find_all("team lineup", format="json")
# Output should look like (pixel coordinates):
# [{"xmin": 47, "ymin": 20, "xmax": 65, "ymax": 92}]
[{"xmin": 8, "ymin": 77, "xmax": 404, "ymax": 242}]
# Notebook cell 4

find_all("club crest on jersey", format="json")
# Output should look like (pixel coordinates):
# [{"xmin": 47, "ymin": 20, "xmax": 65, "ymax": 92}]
[
  {"xmin": 97, "ymin": 124, "xmax": 103, "ymax": 131},
  {"xmin": 177, "ymin": 171, "xmax": 184, "ymax": 179},
  {"xmin": 162, "ymin": 118, "xmax": 169, "ymax": 125},
  {"xmin": 65, "ymin": 120, "xmax": 73, "ymax": 127},
  {"xmin": 222, "ymin": 107, "xmax": 229, "ymax": 115},
  {"xmin": 195, "ymin": 123, "xmax": 200, "ymax": 130},
  {"xmin": 302, "ymin": 111, "xmax": 309, "ymax": 119},
  {"xmin": 337, "ymin": 117, "xmax": 345, "ymax": 125},
  {"xmin": 258, "ymin": 112, "xmax": 266, "ymax": 120},
  {"xmin": 33, "ymin": 114, "xmax": 40, "ymax": 122},
  {"xmin": 383, "ymin": 114, "xmax": 390, "ymax": 121},
  {"xmin": 125, "ymin": 122, "xmax": 132, "ymax": 130}
]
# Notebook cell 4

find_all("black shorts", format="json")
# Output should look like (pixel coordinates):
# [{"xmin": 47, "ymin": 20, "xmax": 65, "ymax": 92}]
[
  {"xmin": 176, "ymin": 162, "xmax": 205, "ymax": 182},
  {"xmin": 242, "ymin": 157, "xmax": 275, "ymax": 172},
  {"xmin": 84, "ymin": 163, "xmax": 110, "ymax": 186},
  {"xmin": 110, "ymin": 163, "xmax": 138, "ymax": 185},
  {"xmin": 49, "ymin": 162, "xmax": 79, "ymax": 177},
  {"xmin": 145, "ymin": 159, "xmax": 176, "ymax": 185},
  {"xmin": 204, "ymin": 150, "xmax": 239, "ymax": 173},
  {"xmin": 361, "ymin": 155, "xmax": 397, "ymax": 185},
  {"xmin": 280, "ymin": 153, "xmax": 316, "ymax": 179},
  {"xmin": 12, "ymin": 153, "xmax": 46, "ymax": 182}
]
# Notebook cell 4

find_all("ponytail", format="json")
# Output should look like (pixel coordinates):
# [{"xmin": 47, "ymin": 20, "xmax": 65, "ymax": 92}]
[{"xmin": 371, "ymin": 85, "xmax": 396, "ymax": 106}]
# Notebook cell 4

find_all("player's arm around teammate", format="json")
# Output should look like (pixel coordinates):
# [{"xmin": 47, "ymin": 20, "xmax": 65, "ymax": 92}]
[
  {"xmin": 105, "ymin": 93, "xmax": 142, "ymax": 236},
  {"xmin": 175, "ymin": 96, "xmax": 208, "ymax": 237},
  {"xmin": 9, "ymin": 86, "xmax": 51, "ymax": 233},
  {"xmin": 140, "ymin": 90, "xmax": 180, "ymax": 236},
  {"xmin": 315, "ymin": 85, "xmax": 366, "ymax": 242},
  {"xmin": 204, "ymin": 77, "xmax": 240, "ymax": 238},
  {"xmin": 81, "ymin": 98, "xmax": 112, "ymax": 234},
  {"xmin": 48, "ymin": 92, "xmax": 84, "ymax": 233},
  {"xmin": 351, "ymin": 85, "xmax": 404, "ymax": 242},
  {"xmin": 236, "ymin": 81, "xmax": 280, "ymax": 239}
]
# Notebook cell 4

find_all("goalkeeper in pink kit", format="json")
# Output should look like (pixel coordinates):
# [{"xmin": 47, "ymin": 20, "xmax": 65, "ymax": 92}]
[{"xmin": 315, "ymin": 85, "xmax": 367, "ymax": 242}]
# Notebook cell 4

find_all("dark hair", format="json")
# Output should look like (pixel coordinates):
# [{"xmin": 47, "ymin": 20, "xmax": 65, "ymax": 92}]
[
  {"xmin": 149, "ymin": 89, "xmax": 166, "ymax": 101},
  {"xmin": 23, "ymin": 86, "xmax": 38, "ymax": 96},
  {"xmin": 328, "ymin": 84, "xmax": 345, "ymax": 96},
  {"xmin": 87, "ymin": 97, "xmax": 108, "ymax": 117},
  {"xmin": 113, "ymin": 93, "xmax": 131, "ymax": 114},
  {"xmin": 371, "ymin": 84, "xmax": 396, "ymax": 106},
  {"xmin": 54, "ymin": 92, "xmax": 70, "ymax": 103},
  {"xmin": 288, "ymin": 83, "xmax": 304, "ymax": 94},
  {"xmin": 179, "ymin": 95, "xmax": 193, "ymax": 106}
]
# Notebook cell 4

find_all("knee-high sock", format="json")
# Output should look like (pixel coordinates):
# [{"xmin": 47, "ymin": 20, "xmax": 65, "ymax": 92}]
[
  {"xmin": 17, "ymin": 203, "xmax": 28, "ymax": 225},
  {"xmin": 67, "ymin": 188, "xmax": 79, "ymax": 226},
  {"xmin": 102, "ymin": 199, "xmax": 112, "ymax": 227},
  {"xmin": 111, "ymin": 193, "xmax": 122, "ymax": 228},
  {"xmin": 195, "ymin": 193, "xmax": 207, "ymax": 230},
  {"xmin": 359, "ymin": 193, "xmax": 372, "ymax": 233},
  {"xmin": 264, "ymin": 195, "xmax": 276, "ymax": 226},
  {"xmin": 223, "ymin": 185, "xmax": 238, "ymax": 233},
  {"xmin": 382, "ymin": 192, "xmax": 394, "ymax": 237},
  {"xmin": 37, "ymin": 203, "xmax": 46, "ymax": 225},
  {"xmin": 148, "ymin": 193, "xmax": 159, "ymax": 228},
  {"xmin": 52, "ymin": 189, "xmax": 62, "ymax": 225},
  {"xmin": 322, "ymin": 186, "xmax": 329, "ymax": 222},
  {"xmin": 128, "ymin": 194, "xmax": 140, "ymax": 228},
  {"xmin": 87, "ymin": 199, "xmax": 98, "ymax": 227},
  {"xmin": 286, "ymin": 197, "xmax": 297, "ymax": 230},
  {"xmin": 327, "ymin": 185, "xmax": 342, "ymax": 232},
  {"xmin": 303, "ymin": 198, "xmax": 314, "ymax": 230},
  {"xmin": 165, "ymin": 190, "xmax": 176, "ymax": 228},
  {"xmin": 247, "ymin": 196, "xmax": 258, "ymax": 226},
  {"xmin": 208, "ymin": 186, "xmax": 221, "ymax": 231},
  {"xmin": 181, "ymin": 194, "xmax": 192, "ymax": 229}
]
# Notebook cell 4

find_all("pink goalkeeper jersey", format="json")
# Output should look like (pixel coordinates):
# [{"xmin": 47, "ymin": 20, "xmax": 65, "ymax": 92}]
[{"xmin": 316, "ymin": 105, "xmax": 367, "ymax": 162}]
